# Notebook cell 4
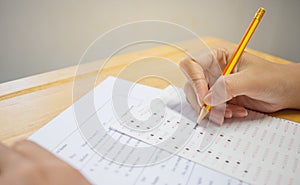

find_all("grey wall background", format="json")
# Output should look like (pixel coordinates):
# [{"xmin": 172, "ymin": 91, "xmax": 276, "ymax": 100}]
[{"xmin": 0, "ymin": 0, "xmax": 299, "ymax": 83}]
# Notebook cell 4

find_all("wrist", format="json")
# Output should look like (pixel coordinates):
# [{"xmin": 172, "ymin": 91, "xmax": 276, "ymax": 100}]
[{"xmin": 284, "ymin": 63, "xmax": 300, "ymax": 109}]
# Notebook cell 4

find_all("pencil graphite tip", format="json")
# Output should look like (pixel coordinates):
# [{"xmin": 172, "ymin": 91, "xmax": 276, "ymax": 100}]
[
  {"xmin": 193, "ymin": 107, "xmax": 209, "ymax": 129},
  {"xmin": 197, "ymin": 107, "xmax": 209, "ymax": 124}
]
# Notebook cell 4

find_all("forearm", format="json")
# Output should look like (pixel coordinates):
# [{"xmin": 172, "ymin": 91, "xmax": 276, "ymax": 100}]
[{"xmin": 284, "ymin": 63, "xmax": 300, "ymax": 109}]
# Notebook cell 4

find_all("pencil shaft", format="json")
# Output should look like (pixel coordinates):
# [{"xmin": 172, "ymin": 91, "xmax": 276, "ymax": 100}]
[
  {"xmin": 223, "ymin": 8, "xmax": 265, "ymax": 75},
  {"xmin": 195, "ymin": 8, "xmax": 265, "ymax": 126}
]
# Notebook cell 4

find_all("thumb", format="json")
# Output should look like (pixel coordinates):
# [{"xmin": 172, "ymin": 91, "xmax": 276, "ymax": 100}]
[{"xmin": 203, "ymin": 72, "xmax": 252, "ymax": 106}]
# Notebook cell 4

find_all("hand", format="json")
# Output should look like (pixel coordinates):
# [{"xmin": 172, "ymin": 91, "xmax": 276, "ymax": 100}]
[
  {"xmin": 179, "ymin": 43, "xmax": 300, "ymax": 124},
  {"xmin": 0, "ymin": 140, "xmax": 91, "ymax": 185}
]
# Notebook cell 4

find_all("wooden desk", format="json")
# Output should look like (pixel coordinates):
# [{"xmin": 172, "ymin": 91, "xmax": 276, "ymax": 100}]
[{"xmin": 1, "ymin": 37, "xmax": 299, "ymax": 145}]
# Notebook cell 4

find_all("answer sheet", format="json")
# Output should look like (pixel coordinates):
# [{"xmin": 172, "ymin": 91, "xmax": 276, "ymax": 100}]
[
  {"xmin": 112, "ymin": 85, "xmax": 300, "ymax": 185},
  {"xmin": 29, "ymin": 77, "xmax": 244, "ymax": 185}
]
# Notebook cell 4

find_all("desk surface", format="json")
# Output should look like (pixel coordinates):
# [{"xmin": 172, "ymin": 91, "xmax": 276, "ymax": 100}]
[{"xmin": 1, "ymin": 37, "xmax": 299, "ymax": 145}]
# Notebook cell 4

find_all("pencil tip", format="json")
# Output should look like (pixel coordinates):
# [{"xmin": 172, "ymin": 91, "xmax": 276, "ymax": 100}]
[
  {"xmin": 197, "ymin": 107, "xmax": 209, "ymax": 124},
  {"xmin": 193, "ymin": 107, "xmax": 209, "ymax": 130}
]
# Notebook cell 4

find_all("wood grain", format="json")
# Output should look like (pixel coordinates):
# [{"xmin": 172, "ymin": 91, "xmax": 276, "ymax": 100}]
[{"xmin": 0, "ymin": 37, "xmax": 299, "ymax": 145}]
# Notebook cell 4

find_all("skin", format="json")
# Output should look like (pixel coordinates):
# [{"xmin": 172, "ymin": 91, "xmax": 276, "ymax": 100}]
[
  {"xmin": 180, "ymin": 43, "xmax": 300, "ymax": 124},
  {"xmin": 0, "ymin": 44, "xmax": 299, "ymax": 183},
  {"xmin": 0, "ymin": 140, "xmax": 91, "ymax": 185}
]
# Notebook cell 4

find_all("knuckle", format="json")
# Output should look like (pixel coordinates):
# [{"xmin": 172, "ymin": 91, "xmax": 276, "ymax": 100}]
[
  {"xmin": 216, "ymin": 48, "xmax": 229, "ymax": 61},
  {"xmin": 223, "ymin": 77, "xmax": 236, "ymax": 98},
  {"xmin": 179, "ymin": 57, "xmax": 193, "ymax": 69}
]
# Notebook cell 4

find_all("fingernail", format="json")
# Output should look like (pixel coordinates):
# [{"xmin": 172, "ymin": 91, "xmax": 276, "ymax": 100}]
[
  {"xmin": 203, "ymin": 92, "xmax": 212, "ymax": 105},
  {"xmin": 225, "ymin": 109, "xmax": 232, "ymax": 118},
  {"xmin": 236, "ymin": 109, "xmax": 248, "ymax": 117}
]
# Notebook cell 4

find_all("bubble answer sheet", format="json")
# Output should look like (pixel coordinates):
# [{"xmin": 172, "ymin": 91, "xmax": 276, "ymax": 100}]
[
  {"xmin": 111, "ymin": 84, "xmax": 300, "ymax": 185},
  {"xmin": 29, "ymin": 76, "xmax": 245, "ymax": 185}
]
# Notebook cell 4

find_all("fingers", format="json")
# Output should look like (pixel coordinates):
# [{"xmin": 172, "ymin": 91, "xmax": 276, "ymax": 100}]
[
  {"xmin": 214, "ymin": 48, "xmax": 229, "ymax": 70},
  {"xmin": 180, "ymin": 57, "xmax": 208, "ymax": 106},
  {"xmin": 180, "ymin": 47, "xmax": 250, "ymax": 125},
  {"xmin": 203, "ymin": 72, "xmax": 255, "ymax": 106},
  {"xmin": 180, "ymin": 48, "xmax": 230, "ymax": 106},
  {"xmin": 183, "ymin": 81, "xmax": 248, "ymax": 124},
  {"xmin": 191, "ymin": 48, "xmax": 229, "ymax": 85},
  {"xmin": 208, "ymin": 104, "xmax": 248, "ymax": 125},
  {"xmin": 184, "ymin": 82, "xmax": 201, "ymax": 114},
  {"xmin": 226, "ymin": 104, "xmax": 248, "ymax": 118},
  {"xmin": 224, "ymin": 108, "xmax": 233, "ymax": 118},
  {"xmin": 208, "ymin": 104, "xmax": 225, "ymax": 125},
  {"xmin": 12, "ymin": 140, "xmax": 58, "ymax": 162}
]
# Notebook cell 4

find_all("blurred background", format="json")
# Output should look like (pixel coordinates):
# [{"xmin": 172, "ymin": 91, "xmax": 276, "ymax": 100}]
[{"xmin": 0, "ymin": 0, "xmax": 299, "ymax": 83}]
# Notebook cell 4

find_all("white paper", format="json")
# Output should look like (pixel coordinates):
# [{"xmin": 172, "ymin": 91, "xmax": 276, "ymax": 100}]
[
  {"xmin": 112, "ymin": 86, "xmax": 300, "ymax": 185},
  {"xmin": 29, "ymin": 76, "xmax": 244, "ymax": 185}
]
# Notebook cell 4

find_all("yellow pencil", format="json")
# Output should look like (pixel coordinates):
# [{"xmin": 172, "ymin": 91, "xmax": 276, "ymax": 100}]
[{"xmin": 194, "ymin": 7, "xmax": 265, "ymax": 129}]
